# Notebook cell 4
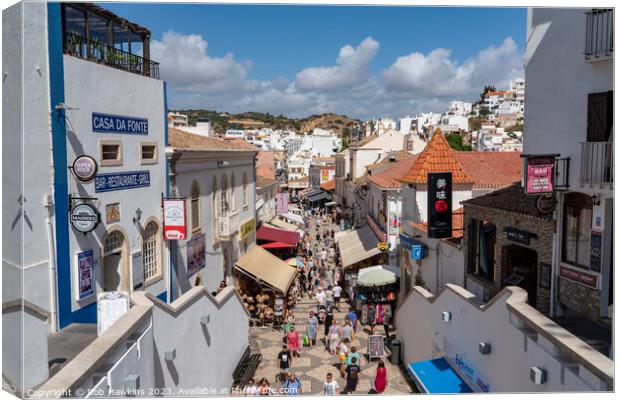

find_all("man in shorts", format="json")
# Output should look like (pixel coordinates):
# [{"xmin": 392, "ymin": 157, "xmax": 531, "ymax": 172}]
[{"xmin": 277, "ymin": 345, "xmax": 292, "ymax": 382}]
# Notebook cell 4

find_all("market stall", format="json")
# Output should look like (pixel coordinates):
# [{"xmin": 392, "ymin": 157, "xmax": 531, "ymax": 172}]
[
  {"xmin": 235, "ymin": 245, "xmax": 298, "ymax": 326},
  {"xmin": 353, "ymin": 266, "xmax": 398, "ymax": 326}
]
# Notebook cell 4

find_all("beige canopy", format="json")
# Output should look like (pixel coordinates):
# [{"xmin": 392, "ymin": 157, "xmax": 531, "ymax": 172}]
[
  {"xmin": 235, "ymin": 245, "xmax": 297, "ymax": 294},
  {"xmin": 337, "ymin": 225, "xmax": 382, "ymax": 269}
]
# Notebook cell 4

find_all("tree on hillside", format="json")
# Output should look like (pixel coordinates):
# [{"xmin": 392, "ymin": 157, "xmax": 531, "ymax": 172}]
[
  {"xmin": 479, "ymin": 84, "xmax": 497, "ymax": 102},
  {"xmin": 446, "ymin": 133, "xmax": 472, "ymax": 151}
]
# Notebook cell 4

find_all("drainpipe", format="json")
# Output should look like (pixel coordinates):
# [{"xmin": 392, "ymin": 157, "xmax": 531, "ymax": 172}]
[
  {"xmin": 45, "ymin": 192, "xmax": 58, "ymax": 333},
  {"xmin": 549, "ymin": 193, "xmax": 563, "ymax": 318}
]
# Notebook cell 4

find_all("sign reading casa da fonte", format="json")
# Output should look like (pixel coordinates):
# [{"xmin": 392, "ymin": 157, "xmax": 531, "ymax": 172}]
[{"xmin": 427, "ymin": 172, "xmax": 452, "ymax": 239}]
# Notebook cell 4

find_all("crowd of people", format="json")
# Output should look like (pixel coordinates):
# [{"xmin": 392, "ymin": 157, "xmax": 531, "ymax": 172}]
[{"xmin": 247, "ymin": 205, "xmax": 390, "ymax": 395}]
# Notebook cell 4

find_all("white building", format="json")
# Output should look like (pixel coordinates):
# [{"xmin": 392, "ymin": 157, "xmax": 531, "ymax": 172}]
[
  {"xmin": 167, "ymin": 128, "xmax": 258, "ymax": 292},
  {"xmin": 168, "ymin": 112, "xmax": 188, "ymax": 127},
  {"xmin": 524, "ymin": 8, "xmax": 613, "ymax": 324},
  {"xmin": 447, "ymin": 101, "xmax": 473, "ymax": 116},
  {"xmin": 177, "ymin": 118, "xmax": 212, "ymax": 138},
  {"xmin": 311, "ymin": 128, "xmax": 340, "ymax": 157},
  {"xmin": 398, "ymin": 116, "xmax": 414, "ymax": 135},
  {"xmin": 510, "ymin": 77, "xmax": 526, "ymax": 102}
]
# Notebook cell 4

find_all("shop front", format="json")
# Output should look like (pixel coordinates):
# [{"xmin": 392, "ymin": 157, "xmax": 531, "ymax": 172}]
[
  {"xmin": 462, "ymin": 183, "xmax": 555, "ymax": 315},
  {"xmin": 353, "ymin": 266, "xmax": 398, "ymax": 327}
]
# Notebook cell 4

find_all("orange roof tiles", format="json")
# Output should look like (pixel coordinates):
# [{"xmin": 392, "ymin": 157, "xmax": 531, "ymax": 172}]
[
  {"xmin": 484, "ymin": 90, "xmax": 508, "ymax": 97},
  {"xmin": 320, "ymin": 179, "xmax": 336, "ymax": 191},
  {"xmin": 398, "ymin": 130, "xmax": 475, "ymax": 185},
  {"xmin": 367, "ymin": 155, "xmax": 418, "ymax": 189},
  {"xmin": 256, "ymin": 151, "xmax": 276, "ymax": 189},
  {"xmin": 366, "ymin": 150, "xmax": 412, "ymax": 172},
  {"xmin": 456, "ymin": 151, "xmax": 522, "ymax": 189}
]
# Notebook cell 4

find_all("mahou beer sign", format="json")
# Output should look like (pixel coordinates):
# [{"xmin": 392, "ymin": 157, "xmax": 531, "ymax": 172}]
[
  {"xmin": 163, "ymin": 198, "xmax": 186, "ymax": 240},
  {"xmin": 427, "ymin": 172, "xmax": 452, "ymax": 239}
]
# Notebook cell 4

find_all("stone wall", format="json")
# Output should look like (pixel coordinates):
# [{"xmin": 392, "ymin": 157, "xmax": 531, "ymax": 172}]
[
  {"xmin": 558, "ymin": 278, "xmax": 601, "ymax": 321},
  {"xmin": 463, "ymin": 204, "xmax": 554, "ymax": 315}
]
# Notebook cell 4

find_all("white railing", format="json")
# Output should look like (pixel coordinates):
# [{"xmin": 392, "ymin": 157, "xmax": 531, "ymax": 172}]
[
  {"xmin": 218, "ymin": 212, "xmax": 240, "ymax": 239},
  {"xmin": 580, "ymin": 141, "xmax": 613, "ymax": 187},
  {"xmin": 585, "ymin": 9, "xmax": 614, "ymax": 61}
]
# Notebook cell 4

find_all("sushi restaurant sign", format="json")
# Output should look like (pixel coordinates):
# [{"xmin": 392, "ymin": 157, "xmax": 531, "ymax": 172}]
[{"xmin": 92, "ymin": 112, "xmax": 148, "ymax": 135}]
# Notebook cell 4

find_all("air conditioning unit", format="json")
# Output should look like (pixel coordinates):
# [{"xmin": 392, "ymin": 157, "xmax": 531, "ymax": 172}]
[{"xmin": 530, "ymin": 367, "xmax": 547, "ymax": 384}]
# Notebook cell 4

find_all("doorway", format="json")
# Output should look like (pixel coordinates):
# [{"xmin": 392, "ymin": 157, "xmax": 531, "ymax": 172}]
[
  {"xmin": 503, "ymin": 244, "xmax": 538, "ymax": 307},
  {"xmin": 103, "ymin": 230, "xmax": 128, "ymax": 292}
]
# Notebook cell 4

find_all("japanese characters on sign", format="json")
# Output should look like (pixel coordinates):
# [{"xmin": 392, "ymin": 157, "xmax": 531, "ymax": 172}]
[
  {"xmin": 525, "ymin": 156, "xmax": 555, "ymax": 194},
  {"xmin": 427, "ymin": 172, "xmax": 452, "ymax": 239},
  {"xmin": 77, "ymin": 250, "xmax": 95, "ymax": 300},
  {"xmin": 163, "ymin": 198, "xmax": 187, "ymax": 240}
]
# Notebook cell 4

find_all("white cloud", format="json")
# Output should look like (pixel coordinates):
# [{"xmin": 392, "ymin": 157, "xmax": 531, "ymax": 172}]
[
  {"xmin": 295, "ymin": 37, "xmax": 379, "ymax": 91},
  {"xmin": 151, "ymin": 31, "xmax": 259, "ymax": 94},
  {"xmin": 382, "ymin": 37, "xmax": 522, "ymax": 98}
]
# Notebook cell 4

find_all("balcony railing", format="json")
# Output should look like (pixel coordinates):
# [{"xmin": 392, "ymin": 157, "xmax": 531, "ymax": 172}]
[
  {"xmin": 63, "ymin": 32, "xmax": 160, "ymax": 79},
  {"xmin": 585, "ymin": 9, "xmax": 614, "ymax": 60},
  {"xmin": 218, "ymin": 212, "xmax": 240, "ymax": 239},
  {"xmin": 580, "ymin": 142, "xmax": 613, "ymax": 187}
]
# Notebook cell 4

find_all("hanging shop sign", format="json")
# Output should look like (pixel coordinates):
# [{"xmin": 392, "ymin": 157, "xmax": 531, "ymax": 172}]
[
  {"xmin": 132, "ymin": 251, "xmax": 144, "ymax": 290},
  {"xmin": 187, "ymin": 233, "xmax": 206, "ymax": 277},
  {"xmin": 276, "ymin": 192, "xmax": 289, "ymax": 214},
  {"xmin": 536, "ymin": 194, "xmax": 556, "ymax": 215},
  {"xmin": 376, "ymin": 242, "xmax": 389, "ymax": 252},
  {"xmin": 525, "ymin": 156, "xmax": 555, "ymax": 194},
  {"xmin": 411, "ymin": 243, "xmax": 426, "ymax": 260},
  {"xmin": 72, "ymin": 155, "xmax": 98, "ymax": 182},
  {"xmin": 559, "ymin": 266, "xmax": 598, "ymax": 288},
  {"xmin": 105, "ymin": 203, "xmax": 121, "ymax": 224},
  {"xmin": 427, "ymin": 172, "xmax": 452, "ymax": 239},
  {"xmin": 589, "ymin": 230, "xmax": 602, "ymax": 273},
  {"xmin": 94, "ymin": 171, "xmax": 150, "ymax": 193},
  {"xmin": 76, "ymin": 250, "xmax": 95, "ymax": 300},
  {"xmin": 505, "ymin": 227, "xmax": 536, "ymax": 246},
  {"xmin": 70, "ymin": 203, "xmax": 101, "ymax": 233},
  {"xmin": 239, "ymin": 218, "xmax": 256, "ymax": 241},
  {"xmin": 162, "ymin": 198, "xmax": 187, "ymax": 240},
  {"xmin": 92, "ymin": 112, "xmax": 148, "ymax": 135}
]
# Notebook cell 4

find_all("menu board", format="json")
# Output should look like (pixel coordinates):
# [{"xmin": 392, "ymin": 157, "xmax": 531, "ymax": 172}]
[
  {"xmin": 97, "ymin": 291, "xmax": 130, "ymax": 336},
  {"xmin": 590, "ymin": 231, "xmax": 602, "ymax": 272},
  {"xmin": 367, "ymin": 335, "xmax": 384, "ymax": 359}
]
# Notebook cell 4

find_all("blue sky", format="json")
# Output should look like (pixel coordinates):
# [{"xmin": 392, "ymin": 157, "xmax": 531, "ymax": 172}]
[{"xmin": 104, "ymin": 3, "xmax": 527, "ymax": 118}]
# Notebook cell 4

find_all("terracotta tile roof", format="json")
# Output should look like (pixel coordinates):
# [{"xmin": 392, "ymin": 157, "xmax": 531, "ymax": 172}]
[
  {"xmin": 398, "ymin": 130, "xmax": 475, "ymax": 184},
  {"xmin": 169, "ymin": 128, "xmax": 257, "ymax": 152},
  {"xmin": 462, "ymin": 183, "xmax": 553, "ymax": 220},
  {"xmin": 366, "ymin": 150, "xmax": 412, "ymax": 172},
  {"xmin": 355, "ymin": 133, "xmax": 379, "ymax": 147},
  {"xmin": 484, "ymin": 90, "xmax": 508, "ymax": 97},
  {"xmin": 320, "ymin": 179, "xmax": 336, "ymax": 191},
  {"xmin": 410, "ymin": 208, "xmax": 464, "ymax": 239},
  {"xmin": 456, "ymin": 151, "xmax": 522, "ymax": 189},
  {"xmin": 289, "ymin": 176, "xmax": 309, "ymax": 184},
  {"xmin": 312, "ymin": 156, "xmax": 335, "ymax": 163},
  {"xmin": 367, "ymin": 155, "xmax": 418, "ymax": 189},
  {"xmin": 256, "ymin": 151, "xmax": 276, "ymax": 189}
]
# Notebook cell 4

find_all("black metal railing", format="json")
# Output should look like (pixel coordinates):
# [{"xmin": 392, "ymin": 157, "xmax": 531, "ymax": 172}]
[
  {"xmin": 554, "ymin": 157, "xmax": 571, "ymax": 189},
  {"xmin": 585, "ymin": 9, "xmax": 614, "ymax": 60},
  {"xmin": 63, "ymin": 32, "xmax": 159, "ymax": 79},
  {"xmin": 580, "ymin": 141, "xmax": 613, "ymax": 186}
]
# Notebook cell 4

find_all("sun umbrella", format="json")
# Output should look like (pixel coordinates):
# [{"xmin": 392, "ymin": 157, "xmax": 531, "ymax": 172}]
[
  {"xmin": 286, "ymin": 257, "xmax": 304, "ymax": 268},
  {"xmin": 357, "ymin": 269, "xmax": 397, "ymax": 287}
]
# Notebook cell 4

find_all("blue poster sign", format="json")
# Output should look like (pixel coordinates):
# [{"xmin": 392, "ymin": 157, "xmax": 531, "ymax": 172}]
[
  {"xmin": 412, "ymin": 244, "xmax": 426, "ymax": 260},
  {"xmin": 92, "ymin": 112, "xmax": 148, "ymax": 135},
  {"xmin": 95, "ymin": 171, "xmax": 150, "ymax": 193},
  {"xmin": 77, "ymin": 250, "xmax": 95, "ymax": 299}
]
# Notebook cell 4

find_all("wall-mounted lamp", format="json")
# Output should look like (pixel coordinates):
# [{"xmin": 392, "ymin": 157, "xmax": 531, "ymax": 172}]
[
  {"xmin": 164, "ymin": 348, "xmax": 176, "ymax": 362},
  {"xmin": 530, "ymin": 367, "xmax": 547, "ymax": 384},
  {"xmin": 592, "ymin": 194, "xmax": 601, "ymax": 207},
  {"xmin": 441, "ymin": 311, "xmax": 452, "ymax": 322},
  {"xmin": 133, "ymin": 208, "xmax": 143, "ymax": 224},
  {"xmin": 200, "ymin": 315, "xmax": 210, "ymax": 325},
  {"xmin": 217, "ymin": 160, "xmax": 230, "ymax": 168},
  {"xmin": 479, "ymin": 342, "xmax": 492, "ymax": 355}
]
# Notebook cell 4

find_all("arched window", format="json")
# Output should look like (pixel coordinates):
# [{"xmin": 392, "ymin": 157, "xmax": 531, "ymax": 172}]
[
  {"xmin": 211, "ymin": 177, "xmax": 218, "ymax": 238},
  {"xmin": 242, "ymin": 173, "xmax": 249, "ymax": 209},
  {"xmin": 562, "ymin": 192, "xmax": 593, "ymax": 269},
  {"xmin": 230, "ymin": 174, "xmax": 236, "ymax": 212},
  {"xmin": 143, "ymin": 221, "xmax": 161, "ymax": 281},
  {"xmin": 220, "ymin": 175, "xmax": 229, "ymax": 217},
  {"xmin": 191, "ymin": 181, "xmax": 201, "ymax": 234}
]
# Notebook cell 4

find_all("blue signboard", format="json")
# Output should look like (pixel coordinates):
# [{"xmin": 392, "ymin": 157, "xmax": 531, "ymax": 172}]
[
  {"xmin": 412, "ymin": 244, "xmax": 426, "ymax": 260},
  {"xmin": 92, "ymin": 112, "xmax": 148, "ymax": 135},
  {"xmin": 95, "ymin": 171, "xmax": 150, "ymax": 193}
]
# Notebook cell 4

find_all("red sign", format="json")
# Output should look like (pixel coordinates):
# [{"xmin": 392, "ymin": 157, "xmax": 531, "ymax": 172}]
[
  {"xmin": 559, "ymin": 266, "xmax": 598, "ymax": 288},
  {"xmin": 526, "ymin": 157, "xmax": 555, "ymax": 194},
  {"xmin": 163, "ymin": 199, "xmax": 187, "ymax": 240}
]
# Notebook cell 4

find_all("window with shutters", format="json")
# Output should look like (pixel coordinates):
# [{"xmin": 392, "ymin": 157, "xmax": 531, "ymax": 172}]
[
  {"xmin": 587, "ymin": 91, "xmax": 613, "ymax": 142},
  {"xmin": 143, "ymin": 221, "xmax": 161, "ymax": 282}
]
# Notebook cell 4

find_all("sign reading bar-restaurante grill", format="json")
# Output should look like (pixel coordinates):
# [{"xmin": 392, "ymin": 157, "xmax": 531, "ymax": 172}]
[
  {"xmin": 92, "ymin": 112, "xmax": 148, "ymax": 135},
  {"xmin": 427, "ymin": 172, "xmax": 452, "ymax": 239},
  {"xmin": 525, "ymin": 156, "xmax": 555, "ymax": 194},
  {"xmin": 95, "ymin": 171, "xmax": 150, "ymax": 193}
]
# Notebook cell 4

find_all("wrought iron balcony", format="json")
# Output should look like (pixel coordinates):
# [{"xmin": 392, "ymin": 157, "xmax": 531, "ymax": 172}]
[
  {"xmin": 63, "ymin": 32, "xmax": 160, "ymax": 79},
  {"xmin": 585, "ymin": 9, "xmax": 614, "ymax": 61},
  {"xmin": 218, "ymin": 212, "xmax": 240, "ymax": 239},
  {"xmin": 580, "ymin": 142, "xmax": 613, "ymax": 187}
]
